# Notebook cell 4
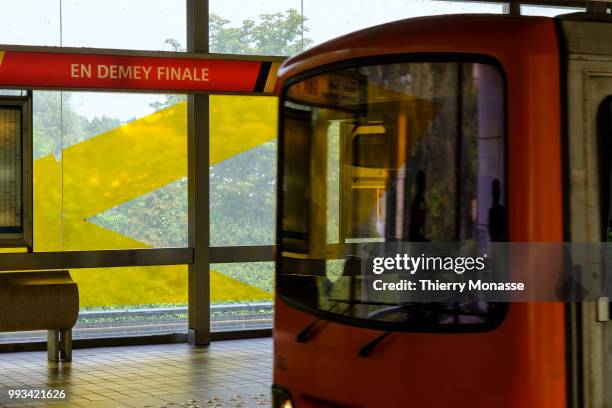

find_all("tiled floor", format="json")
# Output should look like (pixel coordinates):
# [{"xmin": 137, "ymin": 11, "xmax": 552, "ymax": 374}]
[{"xmin": 0, "ymin": 338, "xmax": 272, "ymax": 408}]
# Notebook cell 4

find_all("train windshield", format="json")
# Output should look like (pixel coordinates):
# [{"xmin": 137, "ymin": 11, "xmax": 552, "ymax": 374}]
[{"xmin": 278, "ymin": 60, "xmax": 507, "ymax": 331}]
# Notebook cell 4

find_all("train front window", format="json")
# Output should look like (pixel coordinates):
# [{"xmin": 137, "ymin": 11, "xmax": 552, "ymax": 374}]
[{"xmin": 278, "ymin": 60, "xmax": 506, "ymax": 331}]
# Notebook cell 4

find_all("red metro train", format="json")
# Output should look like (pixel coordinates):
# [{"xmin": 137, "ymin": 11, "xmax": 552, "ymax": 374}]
[{"xmin": 273, "ymin": 12, "xmax": 612, "ymax": 408}]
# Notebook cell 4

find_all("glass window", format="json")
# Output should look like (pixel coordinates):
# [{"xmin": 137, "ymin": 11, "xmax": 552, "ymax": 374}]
[
  {"xmin": 0, "ymin": 0, "xmax": 61, "ymax": 46},
  {"xmin": 0, "ymin": 0, "xmax": 185, "ymax": 51},
  {"xmin": 210, "ymin": 95, "xmax": 277, "ymax": 246},
  {"xmin": 209, "ymin": 0, "xmax": 302, "ymax": 55},
  {"xmin": 209, "ymin": 95, "xmax": 277, "ymax": 333},
  {"xmin": 209, "ymin": 0, "xmax": 503, "ymax": 56},
  {"xmin": 33, "ymin": 91, "xmax": 188, "ymax": 252},
  {"xmin": 520, "ymin": 5, "xmax": 585, "ymax": 17},
  {"xmin": 32, "ymin": 91, "xmax": 62, "ymax": 252},
  {"xmin": 304, "ymin": 0, "xmax": 503, "ymax": 50},
  {"xmin": 31, "ymin": 91, "xmax": 188, "ymax": 326},
  {"xmin": 61, "ymin": 0, "xmax": 186, "ymax": 51},
  {"xmin": 279, "ymin": 60, "xmax": 506, "ymax": 331},
  {"xmin": 211, "ymin": 262, "xmax": 274, "ymax": 332}
]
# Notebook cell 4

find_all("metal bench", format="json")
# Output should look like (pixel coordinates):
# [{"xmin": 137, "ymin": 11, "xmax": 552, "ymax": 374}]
[{"xmin": 0, "ymin": 271, "xmax": 79, "ymax": 362}]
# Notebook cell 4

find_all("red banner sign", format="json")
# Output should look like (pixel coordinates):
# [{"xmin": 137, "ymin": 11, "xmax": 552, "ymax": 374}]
[{"xmin": 0, "ymin": 50, "xmax": 274, "ymax": 93}]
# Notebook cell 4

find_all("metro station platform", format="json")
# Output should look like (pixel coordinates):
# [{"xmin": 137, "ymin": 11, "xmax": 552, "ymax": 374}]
[{"xmin": 0, "ymin": 339, "xmax": 271, "ymax": 408}]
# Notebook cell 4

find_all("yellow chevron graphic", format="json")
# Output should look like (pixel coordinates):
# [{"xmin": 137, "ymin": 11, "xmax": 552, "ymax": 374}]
[
  {"xmin": 0, "ymin": 51, "xmax": 5, "ymax": 67},
  {"xmin": 34, "ymin": 95, "xmax": 277, "ymax": 307}
]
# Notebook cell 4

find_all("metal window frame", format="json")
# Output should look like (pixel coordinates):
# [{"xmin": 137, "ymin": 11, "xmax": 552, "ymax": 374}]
[
  {"xmin": 186, "ymin": 0, "xmax": 210, "ymax": 346},
  {"xmin": 0, "ymin": 245, "xmax": 274, "ymax": 270}
]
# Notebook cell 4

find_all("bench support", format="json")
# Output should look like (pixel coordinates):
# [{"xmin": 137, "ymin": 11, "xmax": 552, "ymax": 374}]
[{"xmin": 48, "ymin": 329, "xmax": 72, "ymax": 362}]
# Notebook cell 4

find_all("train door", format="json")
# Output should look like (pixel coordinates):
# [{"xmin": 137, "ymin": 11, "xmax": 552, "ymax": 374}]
[{"xmin": 562, "ymin": 16, "xmax": 612, "ymax": 408}]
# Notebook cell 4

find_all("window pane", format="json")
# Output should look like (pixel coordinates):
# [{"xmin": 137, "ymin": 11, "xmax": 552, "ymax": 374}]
[
  {"xmin": 211, "ymin": 262, "xmax": 274, "ymax": 332},
  {"xmin": 279, "ymin": 61, "xmax": 506, "ymax": 330},
  {"xmin": 520, "ymin": 5, "xmax": 585, "ymax": 17},
  {"xmin": 0, "ymin": 0, "xmax": 60, "ymax": 46},
  {"xmin": 0, "ymin": 0, "xmax": 185, "ymax": 50},
  {"xmin": 29, "ymin": 91, "xmax": 189, "ymax": 340},
  {"xmin": 73, "ymin": 265, "xmax": 187, "ymax": 308},
  {"xmin": 32, "ymin": 91, "xmax": 188, "ymax": 251},
  {"xmin": 209, "ymin": 0, "xmax": 302, "ymax": 55},
  {"xmin": 63, "ymin": 92, "xmax": 187, "ymax": 250},
  {"xmin": 33, "ymin": 91, "xmax": 63, "ymax": 252},
  {"xmin": 61, "ymin": 0, "xmax": 186, "ymax": 51},
  {"xmin": 210, "ymin": 95, "xmax": 277, "ymax": 246},
  {"xmin": 304, "ymin": 0, "xmax": 504, "ymax": 49},
  {"xmin": 209, "ymin": 0, "xmax": 503, "ymax": 57}
]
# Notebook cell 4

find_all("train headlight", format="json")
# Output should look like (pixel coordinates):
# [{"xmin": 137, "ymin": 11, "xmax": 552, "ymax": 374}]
[{"xmin": 272, "ymin": 384, "xmax": 294, "ymax": 408}]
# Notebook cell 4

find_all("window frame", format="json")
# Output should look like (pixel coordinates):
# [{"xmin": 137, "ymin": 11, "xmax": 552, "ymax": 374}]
[
  {"xmin": 0, "ymin": 94, "xmax": 32, "ymax": 249},
  {"xmin": 276, "ymin": 53, "xmax": 510, "ymax": 333}
]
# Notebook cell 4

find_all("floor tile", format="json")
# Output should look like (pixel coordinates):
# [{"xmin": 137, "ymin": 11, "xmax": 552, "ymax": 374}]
[{"xmin": 0, "ymin": 339, "xmax": 272, "ymax": 407}]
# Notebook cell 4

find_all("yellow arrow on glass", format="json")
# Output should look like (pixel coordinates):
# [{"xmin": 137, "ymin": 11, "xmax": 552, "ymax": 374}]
[
  {"xmin": 62, "ymin": 96, "xmax": 277, "ymax": 221},
  {"xmin": 33, "ymin": 95, "xmax": 278, "ymax": 306}
]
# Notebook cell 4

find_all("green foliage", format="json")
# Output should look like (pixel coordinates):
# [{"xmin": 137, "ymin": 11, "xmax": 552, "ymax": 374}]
[
  {"xmin": 91, "ymin": 178, "xmax": 188, "ymax": 248},
  {"xmin": 210, "ymin": 9, "xmax": 312, "ymax": 56},
  {"xmin": 32, "ymin": 91, "xmax": 61, "ymax": 159},
  {"xmin": 213, "ymin": 262, "xmax": 274, "ymax": 293},
  {"xmin": 210, "ymin": 141, "xmax": 276, "ymax": 247},
  {"xmin": 149, "ymin": 94, "xmax": 187, "ymax": 111}
]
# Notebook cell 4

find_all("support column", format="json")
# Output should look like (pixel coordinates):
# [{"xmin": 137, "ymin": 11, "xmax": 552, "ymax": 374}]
[
  {"xmin": 587, "ymin": 1, "xmax": 610, "ymax": 14},
  {"xmin": 503, "ymin": 0, "xmax": 520, "ymax": 15},
  {"xmin": 187, "ymin": 0, "xmax": 210, "ymax": 346}
]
